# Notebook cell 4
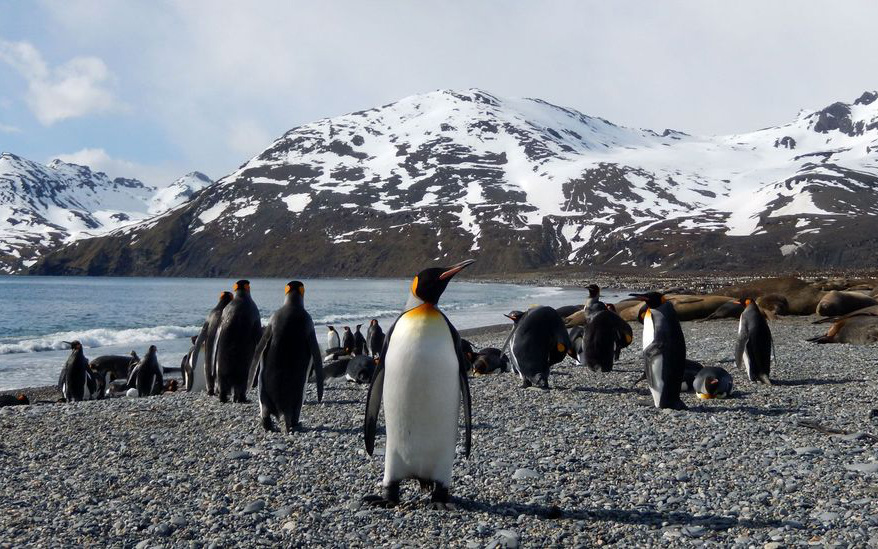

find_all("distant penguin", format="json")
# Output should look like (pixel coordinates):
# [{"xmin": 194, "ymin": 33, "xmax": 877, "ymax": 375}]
[
  {"xmin": 320, "ymin": 352, "xmax": 353, "ymax": 379},
  {"xmin": 250, "ymin": 281, "xmax": 324, "ymax": 432},
  {"xmin": 327, "ymin": 325, "xmax": 340, "ymax": 350},
  {"xmin": 342, "ymin": 326, "xmax": 355, "ymax": 354},
  {"xmin": 471, "ymin": 348, "xmax": 509, "ymax": 375},
  {"xmin": 736, "ymin": 298, "xmax": 773, "ymax": 384},
  {"xmin": 631, "ymin": 292, "xmax": 687, "ymax": 410},
  {"xmin": 693, "ymin": 366, "xmax": 733, "ymax": 399},
  {"xmin": 89, "ymin": 351, "xmax": 139, "ymax": 382},
  {"xmin": 214, "ymin": 280, "xmax": 262, "ymax": 403},
  {"xmin": 584, "ymin": 283, "xmax": 606, "ymax": 317},
  {"xmin": 579, "ymin": 307, "xmax": 631, "ymax": 372},
  {"xmin": 681, "ymin": 359, "xmax": 704, "ymax": 392},
  {"xmin": 190, "ymin": 291, "xmax": 234, "ymax": 394},
  {"xmin": 460, "ymin": 339, "xmax": 477, "ymax": 370},
  {"xmin": 58, "ymin": 341, "xmax": 103, "ymax": 402},
  {"xmin": 367, "ymin": 319, "xmax": 385, "ymax": 357},
  {"xmin": 364, "ymin": 259, "xmax": 474, "ymax": 508},
  {"xmin": 504, "ymin": 306, "xmax": 571, "ymax": 389},
  {"xmin": 346, "ymin": 355, "xmax": 376, "ymax": 384},
  {"xmin": 181, "ymin": 336, "xmax": 197, "ymax": 391},
  {"xmin": 0, "ymin": 393, "xmax": 29, "ymax": 407},
  {"xmin": 567, "ymin": 325, "xmax": 584, "ymax": 361},
  {"xmin": 129, "ymin": 345, "xmax": 163, "ymax": 397},
  {"xmin": 354, "ymin": 324, "xmax": 367, "ymax": 356}
]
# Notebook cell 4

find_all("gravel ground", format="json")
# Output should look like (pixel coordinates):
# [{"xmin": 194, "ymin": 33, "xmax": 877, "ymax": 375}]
[{"xmin": 1, "ymin": 316, "xmax": 877, "ymax": 548}]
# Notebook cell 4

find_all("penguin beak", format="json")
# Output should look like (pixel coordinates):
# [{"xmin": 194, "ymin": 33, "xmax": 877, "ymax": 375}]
[{"xmin": 439, "ymin": 259, "xmax": 476, "ymax": 281}]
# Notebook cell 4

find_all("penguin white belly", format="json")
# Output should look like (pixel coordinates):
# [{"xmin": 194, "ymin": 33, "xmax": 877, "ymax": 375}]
[
  {"xmin": 642, "ymin": 311, "xmax": 662, "ymax": 406},
  {"xmin": 382, "ymin": 308, "xmax": 460, "ymax": 486},
  {"xmin": 190, "ymin": 349, "xmax": 206, "ymax": 392}
]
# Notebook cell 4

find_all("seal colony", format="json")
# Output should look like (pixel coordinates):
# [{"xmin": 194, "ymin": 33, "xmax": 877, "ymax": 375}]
[{"xmin": 2, "ymin": 271, "xmax": 878, "ymax": 546}]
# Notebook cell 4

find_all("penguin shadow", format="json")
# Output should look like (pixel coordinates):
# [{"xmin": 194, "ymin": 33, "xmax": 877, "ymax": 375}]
[
  {"xmin": 310, "ymin": 398, "xmax": 361, "ymax": 406},
  {"xmin": 689, "ymin": 404, "xmax": 800, "ymax": 417},
  {"xmin": 305, "ymin": 425, "xmax": 363, "ymax": 435},
  {"xmin": 569, "ymin": 385, "xmax": 640, "ymax": 396},
  {"xmin": 454, "ymin": 498, "xmax": 783, "ymax": 530},
  {"xmin": 772, "ymin": 377, "xmax": 863, "ymax": 387}
]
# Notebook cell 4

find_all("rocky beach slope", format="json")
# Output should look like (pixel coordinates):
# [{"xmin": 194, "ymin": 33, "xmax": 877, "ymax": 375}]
[{"xmin": 1, "ymin": 317, "xmax": 877, "ymax": 548}]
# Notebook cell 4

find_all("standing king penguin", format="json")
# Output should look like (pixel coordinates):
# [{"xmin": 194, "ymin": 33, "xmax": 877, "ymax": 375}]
[
  {"xmin": 736, "ymin": 298, "xmax": 773, "ymax": 384},
  {"xmin": 214, "ymin": 280, "xmax": 262, "ymax": 403},
  {"xmin": 364, "ymin": 259, "xmax": 475, "ymax": 509},
  {"xmin": 342, "ymin": 327, "xmax": 355, "ymax": 354},
  {"xmin": 327, "ymin": 326, "xmax": 340, "ymax": 350},
  {"xmin": 249, "ymin": 281, "xmax": 324, "ymax": 433},
  {"xmin": 58, "ymin": 341, "xmax": 103, "ymax": 402},
  {"xmin": 367, "ymin": 319, "xmax": 384, "ymax": 358},
  {"xmin": 354, "ymin": 325, "xmax": 367, "ymax": 356},
  {"xmin": 631, "ymin": 292, "xmax": 687, "ymax": 410},
  {"xmin": 190, "ymin": 291, "xmax": 234, "ymax": 394}
]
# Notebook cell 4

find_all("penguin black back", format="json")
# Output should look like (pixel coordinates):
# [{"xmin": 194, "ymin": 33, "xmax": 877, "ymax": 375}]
[
  {"xmin": 506, "ymin": 306, "xmax": 571, "ymax": 389},
  {"xmin": 342, "ymin": 327, "xmax": 355, "ymax": 354},
  {"xmin": 191, "ymin": 291, "xmax": 233, "ymax": 394},
  {"xmin": 134, "ymin": 345, "xmax": 163, "ymax": 397},
  {"xmin": 214, "ymin": 280, "xmax": 262, "ymax": 403},
  {"xmin": 354, "ymin": 325, "xmax": 367, "ymax": 356},
  {"xmin": 580, "ymin": 309, "xmax": 618, "ymax": 372},
  {"xmin": 736, "ymin": 299, "xmax": 773, "ymax": 383},
  {"xmin": 250, "ymin": 281, "xmax": 324, "ymax": 433},
  {"xmin": 367, "ymin": 319, "xmax": 384, "ymax": 358}
]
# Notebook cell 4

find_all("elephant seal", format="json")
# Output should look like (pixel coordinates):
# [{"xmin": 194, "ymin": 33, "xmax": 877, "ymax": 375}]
[
  {"xmin": 715, "ymin": 277, "xmax": 825, "ymax": 315},
  {"xmin": 756, "ymin": 294, "xmax": 789, "ymax": 319},
  {"xmin": 816, "ymin": 291, "xmax": 878, "ymax": 317},
  {"xmin": 808, "ymin": 315, "xmax": 878, "ymax": 345}
]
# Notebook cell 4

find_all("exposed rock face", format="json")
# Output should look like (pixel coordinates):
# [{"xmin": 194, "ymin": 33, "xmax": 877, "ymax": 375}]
[
  {"xmin": 0, "ymin": 153, "xmax": 211, "ymax": 273},
  {"xmin": 26, "ymin": 88, "xmax": 878, "ymax": 277}
]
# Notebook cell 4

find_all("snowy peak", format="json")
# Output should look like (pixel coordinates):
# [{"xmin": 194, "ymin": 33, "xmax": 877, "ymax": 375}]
[
  {"xmin": 0, "ymin": 154, "xmax": 212, "ymax": 273},
  {"xmin": 28, "ymin": 88, "xmax": 878, "ymax": 277}
]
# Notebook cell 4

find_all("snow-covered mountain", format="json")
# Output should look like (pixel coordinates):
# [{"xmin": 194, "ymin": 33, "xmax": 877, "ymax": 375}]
[
  {"xmin": 30, "ymin": 89, "xmax": 878, "ymax": 277},
  {"xmin": 0, "ymin": 153, "xmax": 211, "ymax": 273}
]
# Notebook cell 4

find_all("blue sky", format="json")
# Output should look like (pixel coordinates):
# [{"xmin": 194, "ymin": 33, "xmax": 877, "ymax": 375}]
[{"xmin": 1, "ymin": 1, "xmax": 877, "ymax": 186}]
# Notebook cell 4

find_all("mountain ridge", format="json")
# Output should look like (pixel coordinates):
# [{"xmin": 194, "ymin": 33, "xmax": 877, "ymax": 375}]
[{"xmin": 22, "ymin": 87, "xmax": 878, "ymax": 277}]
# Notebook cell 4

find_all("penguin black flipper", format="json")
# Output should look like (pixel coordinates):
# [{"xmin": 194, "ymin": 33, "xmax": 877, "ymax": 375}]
[
  {"xmin": 190, "ymin": 321, "xmax": 209, "ymax": 380},
  {"xmin": 306, "ymin": 322, "xmax": 324, "ymax": 403},
  {"xmin": 248, "ymin": 325, "xmax": 273, "ymax": 389},
  {"xmin": 440, "ymin": 311, "xmax": 472, "ymax": 459},
  {"xmin": 364, "ymin": 321, "xmax": 396, "ymax": 456}
]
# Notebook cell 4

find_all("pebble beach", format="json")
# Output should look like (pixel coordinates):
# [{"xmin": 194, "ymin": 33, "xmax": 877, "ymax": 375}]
[{"xmin": 1, "ymin": 316, "xmax": 877, "ymax": 548}]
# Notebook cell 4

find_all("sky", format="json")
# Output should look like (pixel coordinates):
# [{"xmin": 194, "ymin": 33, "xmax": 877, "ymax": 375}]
[{"xmin": 1, "ymin": 0, "xmax": 876, "ymax": 186}]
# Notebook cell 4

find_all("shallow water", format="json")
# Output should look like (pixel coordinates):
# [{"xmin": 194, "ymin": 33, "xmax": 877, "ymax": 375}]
[{"xmin": 0, "ymin": 276, "xmax": 630, "ymax": 390}]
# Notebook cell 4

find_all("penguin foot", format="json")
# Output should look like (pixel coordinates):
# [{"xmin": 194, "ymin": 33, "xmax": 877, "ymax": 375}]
[
  {"xmin": 261, "ymin": 416, "xmax": 279, "ymax": 432},
  {"xmin": 673, "ymin": 399, "xmax": 688, "ymax": 411},
  {"xmin": 363, "ymin": 483, "xmax": 400, "ymax": 508},
  {"xmin": 285, "ymin": 422, "xmax": 304, "ymax": 434}
]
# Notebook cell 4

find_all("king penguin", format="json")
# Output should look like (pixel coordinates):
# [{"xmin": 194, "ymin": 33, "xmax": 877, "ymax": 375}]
[
  {"xmin": 58, "ymin": 341, "xmax": 102, "ymax": 402},
  {"xmin": 190, "ymin": 291, "xmax": 234, "ymax": 394},
  {"xmin": 367, "ymin": 319, "xmax": 384, "ymax": 358},
  {"xmin": 631, "ymin": 292, "xmax": 687, "ymax": 410},
  {"xmin": 214, "ymin": 280, "xmax": 262, "ymax": 403},
  {"xmin": 327, "ymin": 326, "xmax": 340, "ymax": 350},
  {"xmin": 363, "ymin": 259, "xmax": 475, "ymax": 509},
  {"xmin": 249, "ymin": 281, "xmax": 324, "ymax": 433},
  {"xmin": 503, "ymin": 306, "xmax": 571, "ymax": 389},
  {"xmin": 736, "ymin": 298, "xmax": 773, "ymax": 384},
  {"xmin": 342, "ymin": 326, "xmax": 355, "ymax": 354},
  {"xmin": 354, "ymin": 324, "xmax": 367, "ymax": 356},
  {"xmin": 129, "ymin": 345, "xmax": 163, "ymax": 397},
  {"xmin": 693, "ymin": 366, "xmax": 734, "ymax": 399}
]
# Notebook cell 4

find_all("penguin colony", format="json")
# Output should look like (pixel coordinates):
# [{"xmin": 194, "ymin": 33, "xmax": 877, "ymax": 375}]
[{"xmin": 54, "ymin": 264, "xmax": 795, "ymax": 508}]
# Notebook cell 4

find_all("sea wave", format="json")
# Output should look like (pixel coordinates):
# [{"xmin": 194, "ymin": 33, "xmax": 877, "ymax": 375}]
[{"xmin": 0, "ymin": 324, "xmax": 202, "ymax": 355}]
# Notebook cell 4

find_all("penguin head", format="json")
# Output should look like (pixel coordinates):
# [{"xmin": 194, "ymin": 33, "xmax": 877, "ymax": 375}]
[
  {"xmin": 629, "ymin": 292, "xmax": 666, "ymax": 308},
  {"xmin": 605, "ymin": 303, "xmax": 616, "ymax": 312},
  {"xmin": 409, "ymin": 259, "xmax": 476, "ymax": 306},
  {"xmin": 504, "ymin": 310, "xmax": 525, "ymax": 323},
  {"xmin": 284, "ymin": 281, "xmax": 305, "ymax": 305},
  {"xmin": 356, "ymin": 324, "xmax": 362, "ymax": 331},
  {"xmin": 370, "ymin": 319, "xmax": 378, "ymax": 326},
  {"xmin": 63, "ymin": 340, "xmax": 83, "ymax": 351},
  {"xmin": 344, "ymin": 326, "xmax": 351, "ymax": 333},
  {"xmin": 233, "ymin": 280, "xmax": 251, "ymax": 294},
  {"xmin": 218, "ymin": 291, "xmax": 233, "ymax": 303},
  {"xmin": 190, "ymin": 336, "xmax": 197, "ymax": 344},
  {"xmin": 587, "ymin": 284, "xmax": 601, "ymax": 298},
  {"xmin": 328, "ymin": 325, "xmax": 335, "ymax": 332}
]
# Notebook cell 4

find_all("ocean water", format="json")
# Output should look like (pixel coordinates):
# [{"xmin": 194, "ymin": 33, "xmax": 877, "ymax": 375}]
[{"xmin": 0, "ymin": 276, "xmax": 630, "ymax": 391}]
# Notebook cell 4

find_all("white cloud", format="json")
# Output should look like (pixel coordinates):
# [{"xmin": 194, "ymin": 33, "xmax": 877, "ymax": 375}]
[
  {"xmin": 225, "ymin": 118, "xmax": 274, "ymax": 158},
  {"xmin": 52, "ymin": 148, "xmax": 185, "ymax": 187},
  {"xmin": 0, "ymin": 123, "xmax": 20, "ymax": 133},
  {"xmin": 0, "ymin": 39, "xmax": 124, "ymax": 125}
]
